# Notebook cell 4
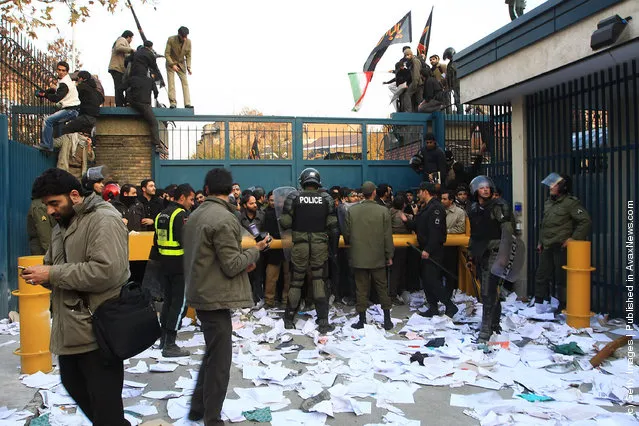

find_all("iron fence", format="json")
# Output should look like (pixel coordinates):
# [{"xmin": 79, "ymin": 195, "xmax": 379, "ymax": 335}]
[
  {"xmin": 0, "ymin": 18, "xmax": 55, "ymax": 145},
  {"xmin": 526, "ymin": 59, "xmax": 638, "ymax": 319}
]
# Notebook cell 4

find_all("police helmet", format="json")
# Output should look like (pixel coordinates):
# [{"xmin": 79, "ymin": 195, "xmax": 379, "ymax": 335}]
[
  {"xmin": 443, "ymin": 47, "xmax": 456, "ymax": 61},
  {"xmin": 409, "ymin": 153, "xmax": 423, "ymax": 172},
  {"xmin": 299, "ymin": 168, "xmax": 321, "ymax": 187},
  {"xmin": 102, "ymin": 183, "xmax": 120, "ymax": 201},
  {"xmin": 81, "ymin": 165, "xmax": 106, "ymax": 192},
  {"xmin": 542, "ymin": 172, "xmax": 572, "ymax": 194},
  {"xmin": 469, "ymin": 175, "xmax": 495, "ymax": 197}
]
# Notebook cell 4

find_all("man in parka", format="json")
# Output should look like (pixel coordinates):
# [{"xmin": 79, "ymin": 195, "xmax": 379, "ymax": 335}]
[
  {"xmin": 534, "ymin": 173, "xmax": 591, "ymax": 311},
  {"xmin": 22, "ymin": 168, "xmax": 130, "ymax": 425},
  {"xmin": 184, "ymin": 168, "xmax": 270, "ymax": 424},
  {"xmin": 280, "ymin": 168, "xmax": 339, "ymax": 333}
]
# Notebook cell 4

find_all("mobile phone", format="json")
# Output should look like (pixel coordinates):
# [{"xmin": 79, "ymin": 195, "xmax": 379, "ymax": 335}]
[{"xmin": 18, "ymin": 266, "xmax": 26, "ymax": 270}]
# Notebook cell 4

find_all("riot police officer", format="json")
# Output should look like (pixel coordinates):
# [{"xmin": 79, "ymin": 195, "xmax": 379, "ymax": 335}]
[
  {"xmin": 152, "ymin": 183, "xmax": 195, "ymax": 357},
  {"xmin": 535, "ymin": 173, "xmax": 591, "ymax": 312},
  {"xmin": 280, "ymin": 168, "xmax": 339, "ymax": 333},
  {"xmin": 402, "ymin": 182, "xmax": 457, "ymax": 317},
  {"xmin": 467, "ymin": 176, "xmax": 515, "ymax": 342}
]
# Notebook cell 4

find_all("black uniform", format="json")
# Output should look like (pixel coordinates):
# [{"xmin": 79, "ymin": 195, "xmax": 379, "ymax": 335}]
[
  {"xmin": 280, "ymin": 189, "xmax": 338, "ymax": 329},
  {"xmin": 407, "ymin": 198, "xmax": 453, "ymax": 312},
  {"xmin": 419, "ymin": 145, "xmax": 447, "ymax": 184},
  {"xmin": 153, "ymin": 202, "xmax": 189, "ymax": 333},
  {"xmin": 468, "ymin": 197, "xmax": 514, "ymax": 339}
]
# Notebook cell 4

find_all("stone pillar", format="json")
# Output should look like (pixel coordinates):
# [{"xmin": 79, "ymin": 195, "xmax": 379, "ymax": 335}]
[
  {"xmin": 510, "ymin": 96, "xmax": 528, "ymax": 296},
  {"xmin": 94, "ymin": 116, "xmax": 163, "ymax": 185}
]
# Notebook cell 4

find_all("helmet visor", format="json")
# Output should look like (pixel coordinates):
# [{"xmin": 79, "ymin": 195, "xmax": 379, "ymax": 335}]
[
  {"xmin": 469, "ymin": 176, "xmax": 493, "ymax": 194},
  {"xmin": 541, "ymin": 172, "xmax": 563, "ymax": 187},
  {"xmin": 86, "ymin": 165, "xmax": 105, "ymax": 182}
]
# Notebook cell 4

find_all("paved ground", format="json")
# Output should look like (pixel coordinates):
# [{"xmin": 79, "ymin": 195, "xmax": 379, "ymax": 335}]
[{"xmin": 0, "ymin": 303, "xmax": 632, "ymax": 425}]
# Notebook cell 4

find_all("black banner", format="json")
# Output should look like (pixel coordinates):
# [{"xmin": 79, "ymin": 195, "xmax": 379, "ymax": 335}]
[
  {"xmin": 417, "ymin": 7, "xmax": 433, "ymax": 56},
  {"xmin": 363, "ymin": 11, "xmax": 412, "ymax": 72}
]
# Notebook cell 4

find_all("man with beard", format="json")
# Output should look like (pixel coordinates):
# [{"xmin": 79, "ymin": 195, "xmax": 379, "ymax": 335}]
[
  {"xmin": 22, "ymin": 168, "xmax": 130, "ymax": 425},
  {"xmin": 262, "ymin": 191, "xmax": 290, "ymax": 307},
  {"xmin": 412, "ymin": 133, "xmax": 446, "ymax": 186},
  {"xmin": 110, "ymin": 183, "xmax": 145, "ymax": 231},
  {"xmin": 240, "ymin": 193, "xmax": 265, "ymax": 303},
  {"xmin": 467, "ymin": 176, "xmax": 515, "ymax": 342},
  {"xmin": 139, "ymin": 179, "xmax": 164, "ymax": 231},
  {"xmin": 429, "ymin": 54, "xmax": 447, "ymax": 86}
]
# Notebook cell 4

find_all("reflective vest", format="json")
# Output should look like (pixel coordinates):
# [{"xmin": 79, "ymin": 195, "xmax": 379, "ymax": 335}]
[{"xmin": 155, "ymin": 206, "xmax": 185, "ymax": 256}]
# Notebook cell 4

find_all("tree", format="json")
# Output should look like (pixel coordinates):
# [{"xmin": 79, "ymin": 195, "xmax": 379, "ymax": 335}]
[
  {"xmin": 0, "ymin": 0, "xmax": 151, "ymax": 39},
  {"xmin": 47, "ymin": 37, "xmax": 82, "ymax": 69}
]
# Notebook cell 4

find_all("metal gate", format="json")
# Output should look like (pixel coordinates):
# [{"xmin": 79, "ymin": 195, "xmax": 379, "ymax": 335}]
[{"xmin": 526, "ymin": 60, "xmax": 638, "ymax": 318}]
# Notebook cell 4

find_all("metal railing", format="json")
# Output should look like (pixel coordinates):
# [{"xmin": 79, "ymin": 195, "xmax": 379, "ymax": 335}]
[
  {"xmin": 526, "ymin": 59, "xmax": 638, "ymax": 319},
  {"xmin": 0, "ymin": 18, "xmax": 55, "ymax": 145}
]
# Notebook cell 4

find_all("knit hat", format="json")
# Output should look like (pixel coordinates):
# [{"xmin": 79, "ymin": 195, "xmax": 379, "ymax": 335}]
[
  {"xmin": 361, "ymin": 181, "xmax": 377, "ymax": 196},
  {"xmin": 404, "ymin": 48, "xmax": 414, "ymax": 56}
]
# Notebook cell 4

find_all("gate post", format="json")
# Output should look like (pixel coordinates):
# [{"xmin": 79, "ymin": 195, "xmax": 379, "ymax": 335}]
[{"xmin": 0, "ymin": 115, "xmax": 9, "ymax": 318}]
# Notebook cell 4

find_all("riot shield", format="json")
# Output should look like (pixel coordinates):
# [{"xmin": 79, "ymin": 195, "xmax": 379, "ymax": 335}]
[
  {"xmin": 491, "ymin": 227, "xmax": 526, "ymax": 281},
  {"xmin": 273, "ymin": 186, "xmax": 297, "ymax": 261}
]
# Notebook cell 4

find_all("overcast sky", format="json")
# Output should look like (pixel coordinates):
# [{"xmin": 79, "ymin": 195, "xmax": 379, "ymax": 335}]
[{"xmin": 36, "ymin": 0, "xmax": 547, "ymax": 118}]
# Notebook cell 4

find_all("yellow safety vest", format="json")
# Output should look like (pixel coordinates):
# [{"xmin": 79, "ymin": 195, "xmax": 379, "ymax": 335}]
[{"xmin": 155, "ymin": 207, "xmax": 185, "ymax": 256}]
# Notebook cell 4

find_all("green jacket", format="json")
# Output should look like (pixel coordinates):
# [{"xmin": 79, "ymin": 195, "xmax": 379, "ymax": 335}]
[
  {"xmin": 344, "ymin": 199, "xmax": 394, "ymax": 269},
  {"xmin": 44, "ymin": 194, "xmax": 130, "ymax": 356},
  {"xmin": 27, "ymin": 198, "xmax": 55, "ymax": 255},
  {"xmin": 184, "ymin": 196, "xmax": 259, "ymax": 311},
  {"xmin": 539, "ymin": 194, "xmax": 591, "ymax": 248}
]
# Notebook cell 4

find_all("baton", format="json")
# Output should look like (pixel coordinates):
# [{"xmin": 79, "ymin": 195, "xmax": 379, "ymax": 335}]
[
  {"xmin": 406, "ymin": 243, "xmax": 458, "ymax": 281},
  {"xmin": 460, "ymin": 249, "xmax": 482, "ymax": 302}
]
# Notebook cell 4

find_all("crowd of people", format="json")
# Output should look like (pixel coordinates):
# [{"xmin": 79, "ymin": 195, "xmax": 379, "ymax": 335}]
[
  {"xmin": 36, "ymin": 26, "xmax": 192, "ymax": 163},
  {"xmin": 384, "ymin": 45, "xmax": 461, "ymax": 114}
]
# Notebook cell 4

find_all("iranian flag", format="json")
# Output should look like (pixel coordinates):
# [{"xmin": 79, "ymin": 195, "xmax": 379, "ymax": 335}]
[
  {"xmin": 349, "ymin": 71, "xmax": 374, "ymax": 112},
  {"xmin": 350, "ymin": 12, "xmax": 412, "ymax": 112}
]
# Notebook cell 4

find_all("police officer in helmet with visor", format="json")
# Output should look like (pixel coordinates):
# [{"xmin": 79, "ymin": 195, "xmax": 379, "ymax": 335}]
[{"xmin": 279, "ymin": 168, "xmax": 339, "ymax": 334}]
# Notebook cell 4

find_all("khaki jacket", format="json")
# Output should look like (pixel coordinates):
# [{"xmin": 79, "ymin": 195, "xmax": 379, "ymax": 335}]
[
  {"xmin": 44, "ymin": 194, "xmax": 130, "ymax": 355},
  {"xmin": 446, "ymin": 204, "xmax": 466, "ymax": 234},
  {"xmin": 539, "ymin": 194, "xmax": 591, "ymax": 248},
  {"xmin": 165, "ymin": 35, "xmax": 192, "ymax": 71},
  {"xmin": 344, "ymin": 199, "xmax": 394, "ymax": 269},
  {"xmin": 108, "ymin": 36, "xmax": 134, "ymax": 73},
  {"xmin": 27, "ymin": 199, "xmax": 54, "ymax": 255},
  {"xmin": 55, "ymin": 133, "xmax": 95, "ymax": 180},
  {"xmin": 184, "ymin": 196, "xmax": 259, "ymax": 311}
]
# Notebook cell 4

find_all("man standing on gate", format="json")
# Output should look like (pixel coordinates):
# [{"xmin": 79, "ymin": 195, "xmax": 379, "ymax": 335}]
[
  {"xmin": 410, "ymin": 133, "xmax": 447, "ymax": 186},
  {"xmin": 280, "ymin": 168, "xmax": 338, "ymax": 334},
  {"xmin": 467, "ymin": 176, "xmax": 515, "ymax": 342},
  {"xmin": 165, "ymin": 26, "xmax": 192, "ymax": 108},
  {"xmin": 22, "ymin": 168, "xmax": 130, "ymax": 425},
  {"xmin": 343, "ymin": 181, "xmax": 394, "ymax": 330},
  {"xmin": 535, "ymin": 173, "xmax": 591, "ymax": 312},
  {"xmin": 153, "ymin": 183, "xmax": 195, "ymax": 357},
  {"xmin": 402, "ymin": 182, "xmax": 457, "ymax": 318}
]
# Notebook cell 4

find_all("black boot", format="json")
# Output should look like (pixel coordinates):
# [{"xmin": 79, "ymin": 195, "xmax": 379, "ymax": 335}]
[
  {"xmin": 154, "ymin": 329, "xmax": 166, "ymax": 350},
  {"xmin": 383, "ymin": 309, "xmax": 393, "ymax": 330},
  {"xmin": 351, "ymin": 312, "xmax": 366, "ymax": 329},
  {"xmin": 445, "ymin": 302, "xmax": 459, "ymax": 319},
  {"xmin": 162, "ymin": 330, "xmax": 189, "ymax": 357},
  {"xmin": 284, "ymin": 309, "xmax": 296, "ymax": 329},
  {"xmin": 419, "ymin": 305, "xmax": 439, "ymax": 317},
  {"xmin": 317, "ymin": 318, "xmax": 335, "ymax": 334},
  {"xmin": 477, "ymin": 301, "xmax": 494, "ymax": 343}
]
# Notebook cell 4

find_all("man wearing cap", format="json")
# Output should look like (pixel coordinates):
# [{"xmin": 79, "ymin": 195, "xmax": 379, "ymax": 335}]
[
  {"xmin": 165, "ymin": 26, "xmax": 192, "ymax": 108},
  {"xmin": 343, "ymin": 181, "xmax": 394, "ymax": 330},
  {"xmin": 402, "ymin": 182, "xmax": 457, "ymax": 318},
  {"xmin": 108, "ymin": 30, "xmax": 134, "ymax": 107},
  {"xmin": 400, "ymin": 48, "xmax": 423, "ymax": 112}
]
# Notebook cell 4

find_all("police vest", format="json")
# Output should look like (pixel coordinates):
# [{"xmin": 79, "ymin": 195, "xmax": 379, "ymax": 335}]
[
  {"xmin": 469, "ymin": 201, "xmax": 502, "ymax": 242},
  {"xmin": 292, "ymin": 191, "xmax": 329, "ymax": 233},
  {"xmin": 155, "ymin": 206, "xmax": 185, "ymax": 256}
]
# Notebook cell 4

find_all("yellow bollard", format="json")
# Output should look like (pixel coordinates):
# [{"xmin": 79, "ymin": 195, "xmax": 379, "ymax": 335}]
[
  {"xmin": 12, "ymin": 256, "xmax": 53, "ymax": 374},
  {"xmin": 562, "ymin": 241, "xmax": 596, "ymax": 328}
]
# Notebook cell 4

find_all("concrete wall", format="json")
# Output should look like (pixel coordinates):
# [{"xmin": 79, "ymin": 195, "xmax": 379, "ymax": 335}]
[{"xmin": 460, "ymin": 0, "xmax": 639, "ymax": 103}]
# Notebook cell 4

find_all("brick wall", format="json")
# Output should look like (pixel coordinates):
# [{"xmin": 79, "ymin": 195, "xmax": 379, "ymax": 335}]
[
  {"xmin": 93, "ymin": 116, "xmax": 157, "ymax": 186},
  {"xmin": 386, "ymin": 141, "xmax": 420, "ymax": 160}
]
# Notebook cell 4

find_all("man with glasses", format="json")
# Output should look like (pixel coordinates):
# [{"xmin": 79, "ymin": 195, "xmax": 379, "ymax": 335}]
[{"xmin": 37, "ymin": 61, "xmax": 81, "ymax": 151}]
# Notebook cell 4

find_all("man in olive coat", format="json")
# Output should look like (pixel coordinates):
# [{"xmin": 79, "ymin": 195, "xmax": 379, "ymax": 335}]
[
  {"xmin": 184, "ymin": 168, "xmax": 270, "ymax": 424},
  {"xmin": 343, "ymin": 181, "xmax": 394, "ymax": 330},
  {"xmin": 535, "ymin": 173, "xmax": 591, "ymax": 311},
  {"xmin": 22, "ymin": 168, "xmax": 130, "ymax": 425}
]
